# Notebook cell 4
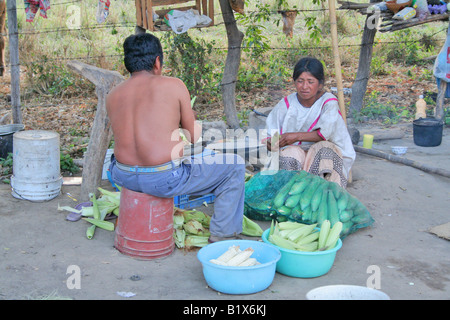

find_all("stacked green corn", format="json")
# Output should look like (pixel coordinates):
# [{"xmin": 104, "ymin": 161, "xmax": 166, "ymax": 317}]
[{"xmin": 271, "ymin": 171, "xmax": 373, "ymax": 237}]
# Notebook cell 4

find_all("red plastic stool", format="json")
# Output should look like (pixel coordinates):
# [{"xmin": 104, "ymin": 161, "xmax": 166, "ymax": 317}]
[{"xmin": 114, "ymin": 187, "xmax": 174, "ymax": 259}]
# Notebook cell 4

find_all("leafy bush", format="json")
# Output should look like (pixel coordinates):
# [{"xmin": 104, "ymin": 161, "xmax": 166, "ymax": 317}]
[{"xmin": 162, "ymin": 33, "xmax": 220, "ymax": 100}]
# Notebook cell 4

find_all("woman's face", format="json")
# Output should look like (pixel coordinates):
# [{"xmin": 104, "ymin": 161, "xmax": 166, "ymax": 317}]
[{"xmin": 294, "ymin": 71, "xmax": 323, "ymax": 102}]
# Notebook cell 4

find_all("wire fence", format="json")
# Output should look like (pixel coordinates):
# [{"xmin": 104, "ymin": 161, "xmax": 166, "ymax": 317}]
[{"xmin": 1, "ymin": 2, "xmax": 448, "ymax": 102}]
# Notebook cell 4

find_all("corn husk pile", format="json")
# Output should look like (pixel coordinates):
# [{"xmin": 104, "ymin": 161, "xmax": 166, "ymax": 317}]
[
  {"xmin": 58, "ymin": 188, "xmax": 264, "ymax": 245},
  {"xmin": 173, "ymin": 207, "xmax": 264, "ymax": 250},
  {"xmin": 58, "ymin": 187, "xmax": 121, "ymax": 239},
  {"xmin": 173, "ymin": 208, "xmax": 211, "ymax": 250}
]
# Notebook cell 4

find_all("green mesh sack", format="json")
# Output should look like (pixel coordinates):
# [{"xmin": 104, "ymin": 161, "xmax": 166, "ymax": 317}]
[
  {"xmin": 244, "ymin": 170, "xmax": 300, "ymax": 221},
  {"xmin": 245, "ymin": 170, "xmax": 374, "ymax": 239}
]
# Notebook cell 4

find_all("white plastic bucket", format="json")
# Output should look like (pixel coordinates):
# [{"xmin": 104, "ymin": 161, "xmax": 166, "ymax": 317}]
[{"xmin": 10, "ymin": 130, "xmax": 63, "ymax": 201}]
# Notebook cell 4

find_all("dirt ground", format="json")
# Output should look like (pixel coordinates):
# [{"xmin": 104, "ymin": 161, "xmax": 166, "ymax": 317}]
[{"xmin": 0, "ymin": 123, "xmax": 449, "ymax": 301}]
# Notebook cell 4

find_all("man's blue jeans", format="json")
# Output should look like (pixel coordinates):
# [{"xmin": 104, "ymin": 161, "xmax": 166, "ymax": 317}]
[{"xmin": 110, "ymin": 153, "xmax": 246, "ymax": 237}]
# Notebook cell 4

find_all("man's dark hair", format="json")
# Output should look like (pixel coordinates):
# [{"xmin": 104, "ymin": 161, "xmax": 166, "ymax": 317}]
[
  {"xmin": 293, "ymin": 57, "xmax": 325, "ymax": 85},
  {"xmin": 123, "ymin": 33, "xmax": 164, "ymax": 74}
]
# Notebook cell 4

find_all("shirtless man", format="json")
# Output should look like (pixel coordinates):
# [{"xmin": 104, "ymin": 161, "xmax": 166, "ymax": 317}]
[{"xmin": 107, "ymin": 33, "xmax": 245, "ymax": 242}]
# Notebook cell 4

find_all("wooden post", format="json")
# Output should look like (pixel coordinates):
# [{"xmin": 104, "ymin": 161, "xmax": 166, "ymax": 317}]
[
  {"xmin": 328, "ymin": 0, "xmax": 346, "ymax": 123},
  {"xmin": 6, "ymin": 0, "xmax": 22, "ymax": 124},
  {"xmin": 67, "ymin": 61, "xmax": 124, "ymax": 201},
  {"xmin": 435, "ymin": 79, "xmax": 446, "ymax": 121}
]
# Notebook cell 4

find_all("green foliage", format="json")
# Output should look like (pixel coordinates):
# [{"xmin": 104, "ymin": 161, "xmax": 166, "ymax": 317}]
[
  {"xmin": 237, "ymin": 108, "xmax": 250, "ymax": 126},
  {"xmin": 304, "ymin": 16, "xmax": 323, "ymax": 45},
  {"xmin": 26, "ymin": 56, "xmax": 76, "ymax": 96},
  {"xmin": 383, "ymin": 29, "xmax": 428, "ymax": 66},
  {"xmin": 162, "ymin": 33, "xmax": 219, "ymax": 99},
  {"xmin": 238, "ymin": 4, "xmax": 272, "ymax": 59},
  {"xmin": 371, "ymin": 55, "xmax": 392, "ymax": 76},
  {"xmin": 0, "ymin": 153, "xmax": 13, "ymax": 180},
  {"xmin": 353, "ymin": 91, "xmax": 414, "ymax": 124},
  {"xmin": 60, "ymin": 153, "xmax": 80, "ymax": 174}
]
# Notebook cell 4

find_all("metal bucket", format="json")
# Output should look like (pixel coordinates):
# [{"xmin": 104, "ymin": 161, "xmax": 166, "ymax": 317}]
[
  {"xmin": 413, "ymin": 117, "xmax": 443, "ymax": 147},
  {"xmin": 0, "ymin": 124, "xmax": 25, "ymax": 159},
  {"xmin": 10, "ymin": 130, "xmax": 63, "ymax": 201}
]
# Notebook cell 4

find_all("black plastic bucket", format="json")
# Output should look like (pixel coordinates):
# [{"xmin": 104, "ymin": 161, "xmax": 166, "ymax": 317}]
[
  {"xmin": 0, "ymin": 124, "xmax": 25, "ymax": 159},
  {"xmin": 413, "ymin": 118, "xmax": 443, "ymax": 147}
]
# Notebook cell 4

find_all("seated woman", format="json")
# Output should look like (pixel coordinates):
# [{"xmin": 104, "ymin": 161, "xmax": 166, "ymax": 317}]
[{"xmin": 265, "ymin": 56, "xmax": 355, "ymax": 188}]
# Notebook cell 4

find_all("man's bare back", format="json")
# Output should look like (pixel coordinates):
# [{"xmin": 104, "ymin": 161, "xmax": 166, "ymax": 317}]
[
  {"xmin": 108, "ymin": 33, "xmax": 245, "ymax": 240},
  {"xmin": 106, "ymin": 69, "xmax": 199, "ymax": 167}
]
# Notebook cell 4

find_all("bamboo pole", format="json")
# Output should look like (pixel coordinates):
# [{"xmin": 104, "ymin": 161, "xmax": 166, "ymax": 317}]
[{"xmin": 328, "ymin": 0, "xmax": 346, "ymax": 123}]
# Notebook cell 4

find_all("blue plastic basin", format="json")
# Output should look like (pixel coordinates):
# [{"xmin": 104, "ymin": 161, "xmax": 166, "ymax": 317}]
[
  {"xmin": 262, "ymin": 228, "xmax": 342, "ymax": 278},
  {"xmin": 197, "ymin": 240, "xmax": 281, "ymax": 294}
]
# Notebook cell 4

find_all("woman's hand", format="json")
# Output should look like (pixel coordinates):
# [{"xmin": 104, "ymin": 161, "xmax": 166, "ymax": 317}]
[{"xmin": 278, "ymin": 132, "xmax": 302, "ymax": 148}]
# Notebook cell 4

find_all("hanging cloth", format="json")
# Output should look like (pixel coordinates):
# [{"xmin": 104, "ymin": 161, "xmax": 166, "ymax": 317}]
[
  {"xmin": 96, "ymin": 0, "xmax": 111, "ymax": 24},
  {"xmin": 24, "ymin": 0, "xmax": 51, "ymax": 22}
]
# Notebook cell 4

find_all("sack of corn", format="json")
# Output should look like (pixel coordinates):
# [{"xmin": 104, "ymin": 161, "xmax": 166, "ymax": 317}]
[{"xmin": 244, "ymin": 170, "xmax": 374, "ymax": 239}]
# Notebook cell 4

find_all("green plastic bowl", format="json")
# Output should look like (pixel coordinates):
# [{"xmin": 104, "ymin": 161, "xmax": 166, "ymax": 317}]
[{"xmin": 261, "ymin": 228, "xmax": 342, "ymax": 278}]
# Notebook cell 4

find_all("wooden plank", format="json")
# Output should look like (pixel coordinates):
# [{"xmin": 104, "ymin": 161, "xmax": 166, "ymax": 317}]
[
  {"xmin": 202, "ymin": 0, "xmax": 207, "ymax": 16},
  {"xmin": 135, "ymin": 0, "xmax": 143, "ymax": 27},
  {"xmin": 142, "ymin": 0, "xmax": 148, "ymax": 30},
  {"xmin": 155, "ymin": 5, "xmax": 196, "ymax": 17},
  {"xmin": 389, "ymin": 14, "xmax": 449, "ymax": 31},
  {"xmin": 208, "ymin": 0, "xmax": 214, "ymax": 23},
  {"xmin": 338, "ymin": 0, "xmax": 371, "ymax": 9},
  {"xmin": 146, "ymin": 0, "xmax": 154, "ymax": 30},
  {"xmin": 153, "ymin": 0, "xmax": 192, "ymax": 6}
]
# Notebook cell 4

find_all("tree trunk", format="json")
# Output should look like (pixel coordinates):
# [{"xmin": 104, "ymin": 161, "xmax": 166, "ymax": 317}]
[
  {"xmin": 349, "ymin": 0, "xmax": 378, "ymax": 115},
  {"xmin": 219, "ymin": 0, "xmax": 243, "ymax": 129}
]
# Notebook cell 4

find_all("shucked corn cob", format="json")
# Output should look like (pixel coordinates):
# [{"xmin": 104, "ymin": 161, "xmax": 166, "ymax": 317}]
[
  {"xmin": 227, "ymin": 248, "xmax": 254, "ymax": 266},
  {"xmin": 216, "ymin": 245, "xmax": 240, "ymax": 263},
  {"xmin": 238, "ymin": 258, "xmax": 260, "ymax": 267},
  {"xmin": 210, "ymin": 246, "xmax": 260, "ymax": 267},
  {"xmin": 268, "ymin": 220, "xmax": 342, "ymax": 252}
]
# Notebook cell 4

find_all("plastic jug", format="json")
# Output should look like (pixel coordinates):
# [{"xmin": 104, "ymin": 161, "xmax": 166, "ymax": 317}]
[{"xmin": 415, "ymin": 95, "xmax": 427, "ymax": 119}]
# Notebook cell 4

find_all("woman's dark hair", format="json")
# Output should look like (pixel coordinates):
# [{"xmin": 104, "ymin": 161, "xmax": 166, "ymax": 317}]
[
  {"xmin": 292, "ymin": 57, "xmax": 325, "ymax": 84},
  {"xmin": 123, "ymin": 33, "xmax": 163, "ymax": 73}
]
